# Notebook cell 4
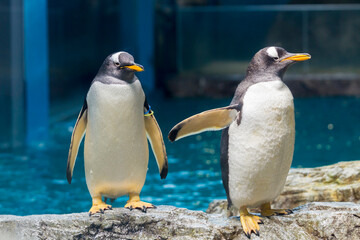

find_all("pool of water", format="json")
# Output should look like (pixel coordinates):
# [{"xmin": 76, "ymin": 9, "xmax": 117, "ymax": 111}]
[{"xmin": 0, "ymin": 96, "xmax": 359, "ymax": 215}]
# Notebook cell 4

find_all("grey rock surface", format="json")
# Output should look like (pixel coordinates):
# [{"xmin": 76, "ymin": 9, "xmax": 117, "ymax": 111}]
[
  {"xmin": 0, "ymin": 202, "xmax": 359, "ymax": 240},
  {"xmin": 207, "ymin": 161, "xmax": 360, "ymax": 217}
]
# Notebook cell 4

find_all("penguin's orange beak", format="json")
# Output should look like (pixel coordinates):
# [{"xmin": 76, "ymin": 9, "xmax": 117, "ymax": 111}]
[
  {"xmin": 124, "ymin": 64, "xmax": 144, "ymax": 72},
  {"xmin": 281, "ymin": 53, "xmax": 311, "ymax": 62}
]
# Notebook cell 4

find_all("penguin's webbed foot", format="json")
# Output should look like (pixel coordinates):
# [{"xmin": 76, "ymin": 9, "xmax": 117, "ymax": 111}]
[
  {"xmin": 261, "ymin": 208, "xmax": 293, "ymax": 217},
  {"xmin": 89, "ymin": 197, "xmax": 112, "ymax": 216},
  {"xmin": 124, "ymin": 201, "xmax": 155, "ymax": 213},
  {"xmin": 240, "ymin": 207, "xmax": 263, "ymax": 239},
  {"xmin": 89, "ymin": 203, "xmax": 112, "ymax": 216},
  {"xmin": 125, "ymin": 193, "xmax": 155, "ymax": 213},
  {"xmin": 260, "ymin": 202, "xmax": 293, "ymax": 217}
]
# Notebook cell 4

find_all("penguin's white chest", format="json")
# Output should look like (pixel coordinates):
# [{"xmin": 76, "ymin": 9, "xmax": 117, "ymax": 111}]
[
  {"xmin": 228, "ymin": 80, "xmax": 295, "ymax": 208},
  {"xmin": 84, "ymin": 80, "xmax": 148, "ymax": 198}
]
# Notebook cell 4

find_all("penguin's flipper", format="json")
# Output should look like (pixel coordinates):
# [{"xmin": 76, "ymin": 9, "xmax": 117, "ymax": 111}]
[
  {"xmin": 144, "ymin": 101, "xmax": 168, "ymax": 179},
  {"xmin": 168, "ymin": 105, "xmax": 239, "ymax": 142},
  {"xmin": 67, "ymin": 100, "xmax": 88, "ymax": 184}
]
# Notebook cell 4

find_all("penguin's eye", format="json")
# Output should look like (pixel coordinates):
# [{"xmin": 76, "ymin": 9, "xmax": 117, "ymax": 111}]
[
  {"xmin": 273, "ymin": 57, "xmax": 279, "ymax": 61},
  {"xmin": 115, "ymin": 62, "xmax": 120, "ymax": 67}
]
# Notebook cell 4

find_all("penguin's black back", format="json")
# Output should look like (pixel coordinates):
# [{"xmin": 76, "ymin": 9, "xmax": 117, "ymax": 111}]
[{"xmin": 220, "ymin": 128, "xmax": 232, "ymax": 208}]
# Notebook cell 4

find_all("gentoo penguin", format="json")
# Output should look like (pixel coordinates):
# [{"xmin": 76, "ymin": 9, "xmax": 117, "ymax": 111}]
[
  {"xmin": 168, "ymin": 47, "xmax": 310, "ymax": 238},
  {"xmin": 67, "ymin": 51, "xmax": 168, "ymax": 216}
]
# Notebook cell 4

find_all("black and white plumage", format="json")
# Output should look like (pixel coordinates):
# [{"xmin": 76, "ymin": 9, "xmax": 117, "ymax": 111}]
[
  {"xmin": 169, "ymin": 47, "xmax": 310, "ymax": 238},
  {"xmin": 67, "ymin": 51, "xmax": 168, "ymax": 215}
]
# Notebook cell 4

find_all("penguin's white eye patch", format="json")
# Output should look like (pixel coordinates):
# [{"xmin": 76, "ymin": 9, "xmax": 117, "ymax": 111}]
[
  {"xmin": 266, "ymin": 47, "xmax": 279, "ymax": 59},
  {"xmin": 110, "ymin": 52, "xmax": 122, "ymax": 63}
]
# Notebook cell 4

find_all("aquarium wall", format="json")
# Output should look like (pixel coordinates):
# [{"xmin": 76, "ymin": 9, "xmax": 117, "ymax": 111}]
[
  {"xmin": 175, "ymin": 4, "xmax": 360, "ymax": 75},
  {"xmin": 0, "ymin": 0, "xmax": 25, "ymax": 149}
]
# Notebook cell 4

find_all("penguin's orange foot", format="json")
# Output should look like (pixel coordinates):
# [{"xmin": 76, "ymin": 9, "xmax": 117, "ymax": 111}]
[
  {"xmin": 89, "ymin": 202, "xmax": 112, "ymax": 216},
  {"xmin": 124, "ymin": 201, "xmax": 155, "ymax": 213},
  {"xmin": 260, "ymin": 202, "xmax": 292, "ymax": 217},
  {"xmin": 261, "ymin": 208, "xmax": 293, "ymax": 217},
  {"xmin": 240, "ymin": 213, "xmax": 263, "ymax": 238},
  {"xmin": 239, "ymin": 207, "xmax": 263, "ymax": 239}
]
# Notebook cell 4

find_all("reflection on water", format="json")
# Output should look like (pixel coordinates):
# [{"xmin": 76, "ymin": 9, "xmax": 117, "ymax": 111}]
[{"xmin": 0, "ymin": 96, "xmax": 359, "ymax": 215}]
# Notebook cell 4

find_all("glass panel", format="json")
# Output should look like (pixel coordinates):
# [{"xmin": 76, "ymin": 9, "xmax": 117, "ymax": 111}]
[
  {"xmin": 177, "ymin": 6, "xmax": 360, "ymax": 75},
  {"xmin": 0, "ymin": 4, "xmax": 12, "ymax": 148},
  {"xmin": 307, "ymin": 10, "xmax": 360, "ymax": 74}
]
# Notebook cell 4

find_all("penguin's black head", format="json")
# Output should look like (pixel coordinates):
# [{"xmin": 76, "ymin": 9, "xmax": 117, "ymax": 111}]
[
  {"xmin": 98, "ymin": 51, "xmax": 144, "ymax": 82},
  {"xmin": 246, "ymin": 46, "xmax": 311, "ymax": 79}
]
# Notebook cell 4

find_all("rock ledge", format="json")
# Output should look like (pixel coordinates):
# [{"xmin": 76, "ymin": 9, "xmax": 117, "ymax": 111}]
[{"xmin": 0, "ymin": 202, "xmax": 359, "ymax": 240}]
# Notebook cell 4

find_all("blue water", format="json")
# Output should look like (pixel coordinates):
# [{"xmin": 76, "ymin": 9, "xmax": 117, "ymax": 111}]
[{"xmin": 0, "ymin": 96, "xmax": 359, "ymax": 216}]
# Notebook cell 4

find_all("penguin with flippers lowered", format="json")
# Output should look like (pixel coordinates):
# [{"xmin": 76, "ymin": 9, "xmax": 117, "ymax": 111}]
[
  {"xmin": 169, "ymin": 47, "xmax": 310, "ymax": 238},
  {"xmin": 67, "ymin": 51, "xmax": 168, "ymax": 216}
]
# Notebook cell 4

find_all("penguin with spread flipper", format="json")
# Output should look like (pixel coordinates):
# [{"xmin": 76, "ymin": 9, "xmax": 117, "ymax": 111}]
[
  {"xmin": 67, "ymin": 51, "xmax": 168, "ymax": 216},
  {"xmin": 169, "ymin": 47, "xmax": 310, "ymax": 238}
]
